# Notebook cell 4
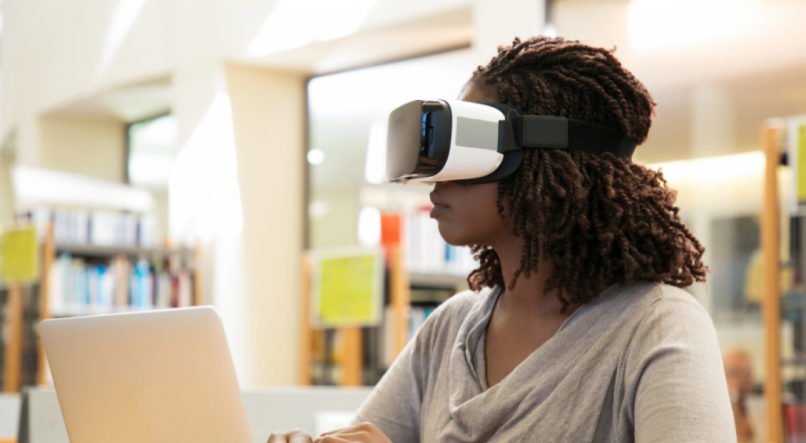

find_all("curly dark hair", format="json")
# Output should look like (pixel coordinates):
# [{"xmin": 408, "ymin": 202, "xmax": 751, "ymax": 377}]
[{"xmin": 466, "ymin": 36, "xmax": 707, "ymax": 310}]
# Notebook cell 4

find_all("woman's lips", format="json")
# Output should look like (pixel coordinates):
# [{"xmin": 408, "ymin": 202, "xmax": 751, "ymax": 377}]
[
  {"xmin": 430, "ymin": 204, "xmax": 450, "ymax": 218},
  {"xmin": 429, "ymin": 192, "xmax": 449, "ymax": 218}
]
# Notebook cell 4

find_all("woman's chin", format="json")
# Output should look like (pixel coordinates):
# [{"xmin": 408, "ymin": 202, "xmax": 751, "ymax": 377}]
[
  {"xmin": 443, "ymin": 238, "xmax": 469, "ymax": 247},
  {"xmin": 437, "ymin": 227, "xmax": 472, "ymax": 247}
]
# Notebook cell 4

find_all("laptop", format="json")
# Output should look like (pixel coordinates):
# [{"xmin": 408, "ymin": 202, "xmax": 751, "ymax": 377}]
[{"xmin": 41, "ymin": 307, "xmax": 254, "ymax": 443}]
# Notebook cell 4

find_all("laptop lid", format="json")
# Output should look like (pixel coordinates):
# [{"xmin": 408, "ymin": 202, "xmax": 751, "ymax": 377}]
[{"xmin": 41, "ymin": 307, "xmax": 253, "ymax": 443}]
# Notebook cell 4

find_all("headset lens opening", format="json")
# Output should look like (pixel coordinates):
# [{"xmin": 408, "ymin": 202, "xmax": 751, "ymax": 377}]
[{"xmin": 386, "ymin": 100, "xmax": 451, "ymax": 182}]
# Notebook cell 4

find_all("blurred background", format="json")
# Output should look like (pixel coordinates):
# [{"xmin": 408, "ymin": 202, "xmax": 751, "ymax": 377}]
[{"xmin": 0, "ymin": 0, "xmax": 805, "ymax": 441}]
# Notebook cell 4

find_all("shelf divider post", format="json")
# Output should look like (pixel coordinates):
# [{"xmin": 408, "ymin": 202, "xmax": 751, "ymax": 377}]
[{"xmin": 762, "ymin": 123, "xmax": 784, "ymax": 443}]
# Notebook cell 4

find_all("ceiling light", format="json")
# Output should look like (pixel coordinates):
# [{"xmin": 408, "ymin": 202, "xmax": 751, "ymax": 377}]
[
  {"xmin": 542, "ymin": 22, "xmax": 558, "ymax": 39},
  {"xmin": 307, "ymin": 149, "xmax": 326, "ymax": 165},
  {"xmin": 308, "ymin": 200, "xmax": 331, "ymax": 220}
]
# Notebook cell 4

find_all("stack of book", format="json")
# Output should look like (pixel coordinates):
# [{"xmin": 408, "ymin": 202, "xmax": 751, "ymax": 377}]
[
  {"xmin": 48, "ymin": 254, "xmax": 193, "ymax": 316},
  {"xmin": 29, "ymin": 207, "xmax": 157, "ymax": 247}
]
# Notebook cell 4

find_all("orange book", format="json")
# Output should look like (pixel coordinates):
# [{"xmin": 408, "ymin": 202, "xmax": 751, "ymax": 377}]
[{"xmin": 381, "ymin": 213, "xmax": 402, "ymax": 261}]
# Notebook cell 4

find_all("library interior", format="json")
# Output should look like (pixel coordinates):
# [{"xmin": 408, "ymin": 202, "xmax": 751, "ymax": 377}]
[{"xmin": 0, "ymin": 0, "xmax": 805, "ymax": 442}]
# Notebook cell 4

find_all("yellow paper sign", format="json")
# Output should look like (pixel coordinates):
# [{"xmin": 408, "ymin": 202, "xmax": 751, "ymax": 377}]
[
  {"xmin": 312, "ymin": 248, "xmax": 382, "ymax": 328},
  {"xmin": 798, "ymin": 125, "xmax": 806, "ymax": 204},
  {"xmin": 1, "ymin": 226, "xmax": 40, "ymax": 284}
]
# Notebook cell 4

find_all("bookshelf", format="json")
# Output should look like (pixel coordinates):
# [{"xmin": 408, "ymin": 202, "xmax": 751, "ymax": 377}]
[
  {"xmin": 35, "ymin": 218, "xmax": 201, "ymax": 385},
  {"xmin": 0, "ymin": 222, "xmax": 42, "ymax": 394},
  {"xmin": 762, "ymin": 122, "xmax": 783, "ymax": 443},
  {"xmin": 2, "ymin": 286, "xmax": 24, "ymax": 393},
  {"xmin": 299, "ymin": 213, "xmax": 474, "ymax": 387},
  {"xmin": 0, "ymin": 218, "xmax": 201, "ymax": 392},
  {"xmin": 299, "ymin": 247, "xmax": 413, "ymax": 387},
  {"xmin": 304, "ymin": 181, "xmax": 475, "ymax": 386},
  {"xmin": 390, "ymin": 246, "xmax": 412, "ymax": 370},
  {"xmin": 1, "ymin": 167, "xmax": 201, "ymax": 392},
  {"xmin": 762, "ymin": 116, "xmax": 806, "ymax": 442},
  {"xmin": 52, "ymin": 243, "xmax": 194, "ymax": 258}
]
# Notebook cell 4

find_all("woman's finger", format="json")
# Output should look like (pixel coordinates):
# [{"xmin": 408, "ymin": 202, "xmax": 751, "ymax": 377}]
[
  {"xmin": 314, "ymin": 436, "xmax": 352, "ymax": 443},
  {"xmin": 318, "ymin": 426, "xmax": 351, "ymax": 437},
  {"xmin": 316, "ymin": 431, "xmax": 372, "ymax": 443},
  {"xmin": 266, "ymin": 429, "xmax": 314, "ymax": 443},
  {"xmin": 315, "ymin": 423, "xmax": 391, "ymax": 443},
  {"xmin": 319, "ymin": 422, "xmax": 373, "ymax": 437}
]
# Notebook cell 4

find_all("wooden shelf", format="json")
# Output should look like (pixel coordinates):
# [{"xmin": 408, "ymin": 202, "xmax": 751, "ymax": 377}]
[
  {"xmin": 29, "ymin": 224, "xmax": 203, "ymax": 390},
  {"xmin": 762, "ymin": 123, "xmax": 784, "ymax": 443},
  {"xmin": 408, "ymin": 272, "xmax": 468, "ymax": 290},
  {"xmin": 55, "ymin": 243, "xmax": 193, "ymax": 258},
  {"xmin": 0, "ymin": 218, "xmax": 203, "ymax": 392}
]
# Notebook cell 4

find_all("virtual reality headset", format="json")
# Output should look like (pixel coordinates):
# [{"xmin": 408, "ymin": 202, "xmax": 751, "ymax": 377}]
[{"xmin": 386, "ymin": 99, "xmax": 638, "ymax": 184}]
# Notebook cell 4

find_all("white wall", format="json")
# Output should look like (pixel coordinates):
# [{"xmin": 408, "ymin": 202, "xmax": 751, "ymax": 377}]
[
  {"xmin": 38, "ymin": 113, "xmax": 126, "ymax": 182},
  {"xmin": 473, "ymin": 0, "xmax": 543, "ymax": 64},
  {"xmin": 2, "ymin": 0, "xmax": 496, "ymax": 386},
  {"xmin": 226, "ymin": 64, "xmax": 305, "ymax": 386}
]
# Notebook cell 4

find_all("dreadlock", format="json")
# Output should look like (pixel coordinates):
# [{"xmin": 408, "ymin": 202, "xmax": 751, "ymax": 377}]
[{"xmin": 467, "ymin": 36, "xmax": 707, "ymax": 311}]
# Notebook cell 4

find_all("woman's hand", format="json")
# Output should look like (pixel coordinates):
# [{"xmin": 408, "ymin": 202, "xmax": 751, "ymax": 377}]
[
  {"xmin": 266, "ymin": 429, "xmax": 313, "ymax": 443},
  {"xmin": 314, "ymin": 422, "xmax": 393, "ymax": 443}
]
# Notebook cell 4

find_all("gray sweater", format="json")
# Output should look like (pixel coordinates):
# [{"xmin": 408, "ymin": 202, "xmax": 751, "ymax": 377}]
[{"xmin": 354, "ymin": 282, "xmax": 736, "ymax": 442}]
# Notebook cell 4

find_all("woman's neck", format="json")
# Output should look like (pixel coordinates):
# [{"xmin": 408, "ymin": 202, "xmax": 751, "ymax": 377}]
[{"xmin": 491, "ymin": 236, "xmax": 578, "ymax": 319}]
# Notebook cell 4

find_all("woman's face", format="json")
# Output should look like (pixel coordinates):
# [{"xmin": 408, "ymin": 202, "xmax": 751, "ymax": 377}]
[
  {"xmin": 429, "ymin": 83, "xmax": 512, "ymax": 247},
  {"xmin": 430, "ymin": 180, "xmax": 510, "ymax": 246}
]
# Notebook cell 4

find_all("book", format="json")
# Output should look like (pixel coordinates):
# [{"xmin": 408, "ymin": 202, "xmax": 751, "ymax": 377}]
[
  {"xmin": 48, "ymin": 253, "xmax": 194, "ymax": 316},
  {"xmin": 30, "ymin": 207, "xmax": 157, "ymax": 248}
]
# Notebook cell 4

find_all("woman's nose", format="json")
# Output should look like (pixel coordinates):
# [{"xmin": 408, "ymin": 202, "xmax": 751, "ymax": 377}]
[{"xmin": 432, "ymin": 181, "xmax": 456, "ymax": 192}]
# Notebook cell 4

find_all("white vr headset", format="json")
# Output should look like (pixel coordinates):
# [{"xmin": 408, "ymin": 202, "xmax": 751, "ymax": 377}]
[{"xmin": 386, "ymin": 99, "xmax": 638, "ymax": 184}]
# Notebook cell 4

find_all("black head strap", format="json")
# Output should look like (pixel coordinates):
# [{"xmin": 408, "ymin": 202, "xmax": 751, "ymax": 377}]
[
  {"xmin": 499, "ymin": 109, "xmax": 637, "ymax": 158},
  {"xmin": 458, "ymin": 104, "xmax": 637, "ymax": 185}
]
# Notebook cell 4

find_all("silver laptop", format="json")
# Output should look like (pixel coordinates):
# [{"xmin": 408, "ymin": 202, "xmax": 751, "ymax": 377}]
[{"xmin": 41, "ymin": 307, "xmax": 254, "ymax": 443}]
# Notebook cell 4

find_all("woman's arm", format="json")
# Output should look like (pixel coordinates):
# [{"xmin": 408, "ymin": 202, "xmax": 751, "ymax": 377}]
[
  {"xmin": 627, "ymin": 293, "xmax": 736, "ymax": 442},
  {"xmin": 350, "ymin": 330, "xmax": 426, "ymax": 443}
]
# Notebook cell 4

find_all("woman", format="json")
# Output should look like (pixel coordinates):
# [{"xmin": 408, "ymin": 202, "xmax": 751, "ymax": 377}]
[{"xmin": 271, "ymin": 36, "xmax": 735, "ymax": 443}]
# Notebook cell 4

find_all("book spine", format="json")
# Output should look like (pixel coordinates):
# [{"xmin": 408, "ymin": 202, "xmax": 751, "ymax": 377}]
[{"xmin": 48, "ymin": 254, "xmax": 193, "ymax": 316}]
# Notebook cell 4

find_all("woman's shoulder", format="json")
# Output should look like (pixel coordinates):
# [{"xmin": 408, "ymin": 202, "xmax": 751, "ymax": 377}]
[
  {"xmin": 584, "ymin": 282, "xmax": 716, "ymax": 352},
  {"xmin": 610, "ymin": 282, "xmax": 717, "ymax": 352},
  {"xmin": 429, "ymin": 286, "xmax": 497, "ymax": 323},
  {"xmin": 412, "ymin": 286, "xmax": 498, "ymax": 346},
  {"xmin": 649, "ymin": 283, "xmax": 715, "ymax": 333},
  {"xmin": 604, "ymin": 282, "xmax": 709, "ymax": 321},
  {"xmin": 634, "ymin": 282, "xmax": 710, "ymax": 323}
]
